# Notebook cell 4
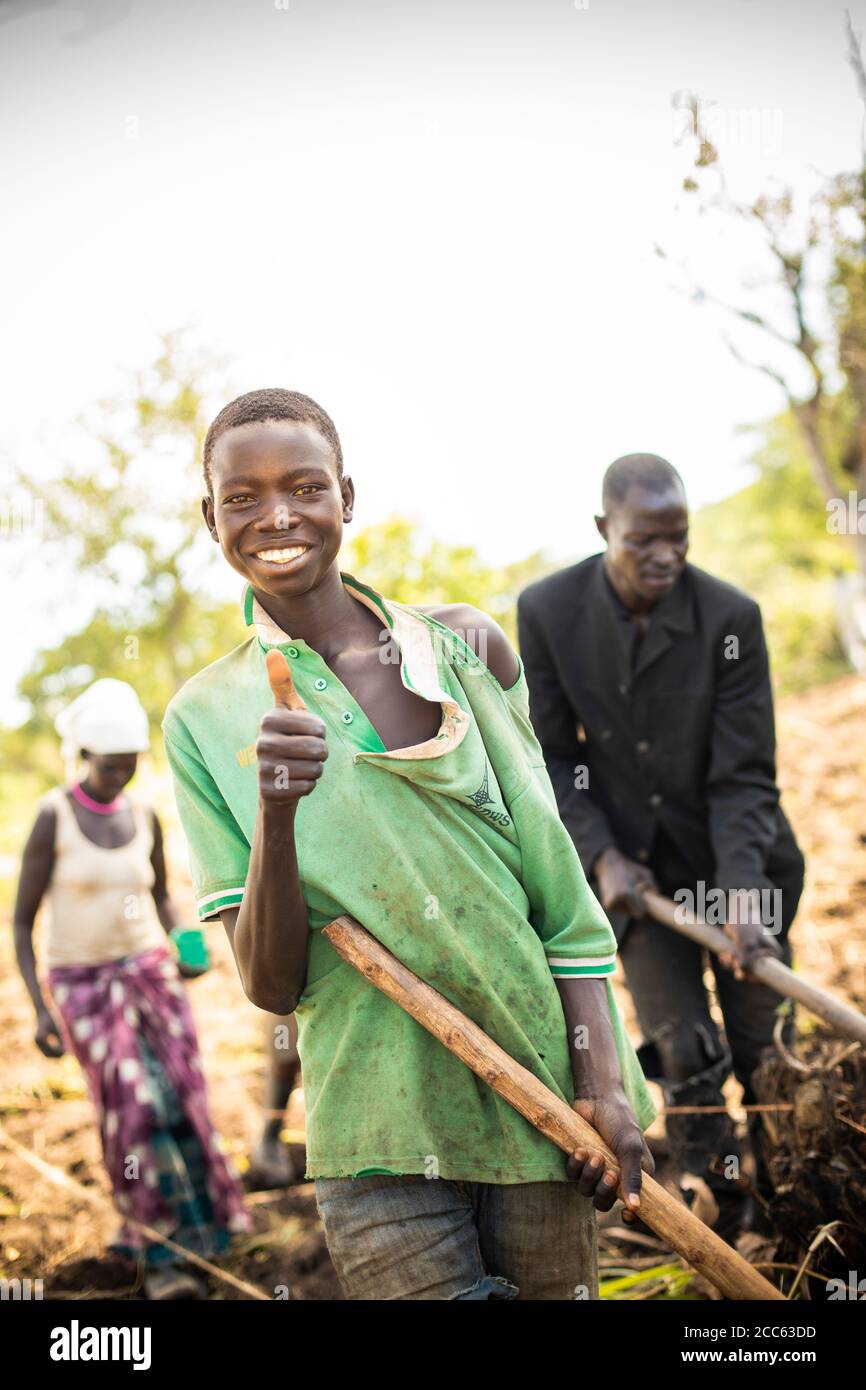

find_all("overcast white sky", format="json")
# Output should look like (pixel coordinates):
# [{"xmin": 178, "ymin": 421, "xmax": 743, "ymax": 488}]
[{"xmin": 1, "ymin": 0, "xmax": 863, "ymax": 722}]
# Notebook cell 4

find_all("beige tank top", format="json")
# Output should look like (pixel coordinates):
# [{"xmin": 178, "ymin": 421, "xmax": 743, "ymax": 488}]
[{"xmin": 43, "ymin": 787, "xmax": 167, "ymax": 968}]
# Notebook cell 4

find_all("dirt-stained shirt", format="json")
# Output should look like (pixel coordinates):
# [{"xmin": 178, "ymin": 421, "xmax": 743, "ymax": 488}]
[{"xmin": 162, "ymin": 573, "xmax": 655, "ymax": 1181}]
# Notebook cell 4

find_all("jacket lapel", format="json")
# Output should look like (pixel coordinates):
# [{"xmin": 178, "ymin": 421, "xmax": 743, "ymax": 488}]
[{"xmin": 557, "ymin": 557, "xmax": 695, "ymax": 692}]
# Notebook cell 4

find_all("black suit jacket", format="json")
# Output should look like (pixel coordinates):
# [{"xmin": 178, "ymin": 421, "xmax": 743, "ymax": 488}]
[{"xmin": 517, "ymin": 555, "xmax": 803, "ymax": 936}]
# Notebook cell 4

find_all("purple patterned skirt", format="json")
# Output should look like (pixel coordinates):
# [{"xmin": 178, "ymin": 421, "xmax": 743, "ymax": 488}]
[{"xmin": 48, "ymin": 944, "xmax": 249, "ymax": 1263}]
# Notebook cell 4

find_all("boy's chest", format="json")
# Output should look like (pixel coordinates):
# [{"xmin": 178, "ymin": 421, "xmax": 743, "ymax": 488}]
[{"xmin": 327, "ymin": 647, "xmax": 443, "ymax": 752}]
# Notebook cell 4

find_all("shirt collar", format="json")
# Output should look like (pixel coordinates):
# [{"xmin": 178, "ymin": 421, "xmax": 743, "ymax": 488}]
[
  {"xmin": 600, "ymin": 566, "xmax": 635, "ymax": 622},
  {"xmin": 241, "ymin": 571, "xmax": 399, "ymax": 649},
  {"xmin": 240, "ymin": 573, "xmax": 463, "ymax": 710},
  {"xmin": 599, "ymin": 559, "xmax": 693, "ymax": 634}
]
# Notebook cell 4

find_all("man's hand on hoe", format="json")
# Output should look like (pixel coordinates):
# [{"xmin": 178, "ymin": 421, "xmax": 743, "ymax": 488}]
[
  {"xmin": 718, "ymin": 887, "xmax": 783, "ymax": 981},
  {"xmin": 594, "ymin": 846, "xmax": 656, "ymax": 920}
]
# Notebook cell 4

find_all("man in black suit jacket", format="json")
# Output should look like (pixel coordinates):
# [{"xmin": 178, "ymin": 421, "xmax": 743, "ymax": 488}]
[{"xmin": 517, "ymin": 454, "xmax": 804, "ymax": 1236}]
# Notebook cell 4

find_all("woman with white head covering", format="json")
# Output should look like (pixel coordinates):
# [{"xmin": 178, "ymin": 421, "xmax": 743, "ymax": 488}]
[{"xmin": 12, "ymin": 679, "xmax": 249, "ymax": 1300}]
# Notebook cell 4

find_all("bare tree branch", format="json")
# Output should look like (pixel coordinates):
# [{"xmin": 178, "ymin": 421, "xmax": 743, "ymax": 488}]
[{"xmin": 720, "ymin": 333, "xmax": 793, "ymax": 395}]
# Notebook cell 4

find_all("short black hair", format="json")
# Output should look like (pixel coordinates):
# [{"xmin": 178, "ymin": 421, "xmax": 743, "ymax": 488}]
[
  {"xmin": 601, "ymin": 453, "xmax": 685, "ymax": 513},
  {"xmin": 202, "ymin": 389, "xmax": 343, "ymax": 495}
]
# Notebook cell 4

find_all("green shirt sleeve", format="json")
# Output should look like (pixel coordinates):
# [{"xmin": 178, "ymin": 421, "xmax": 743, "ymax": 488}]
[
  {"xmin": 500, "ymin": 655, "xmax": 560, "ymax": 808},
  {"xmin": 162, "ymin": 720, "xmax": 251, "ymax": 921},
  {"xmin": 499, "ymin": 658, "xmax": 617, "ymax": 979},
  {"xmin": 493, "ymin": 659, "xmax": 656, "ymax": 1128}
]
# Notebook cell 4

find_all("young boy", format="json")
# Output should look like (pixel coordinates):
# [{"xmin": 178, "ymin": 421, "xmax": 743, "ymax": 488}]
[{"xmin": 162, "ymin": 389, "xmax": 655, "ymax": 1301}]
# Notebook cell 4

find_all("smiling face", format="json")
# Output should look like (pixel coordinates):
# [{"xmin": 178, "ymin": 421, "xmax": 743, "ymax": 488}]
[
  {"xmin": 596, "ymin": 482, "xmax": 689, "ymax": 612},
  {"xmin": 203, "ymin": 419, "xmax": 355, "ymax": 600}
]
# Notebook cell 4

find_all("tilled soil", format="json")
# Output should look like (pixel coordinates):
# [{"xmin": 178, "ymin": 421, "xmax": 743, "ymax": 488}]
[
  {"xmin": 752, "ymin": 1033, "xmax": 866, "ymax": 1296},
  {"xmin": 0, "ymin": 931, "xmax": 342, "ymax": 1300}
]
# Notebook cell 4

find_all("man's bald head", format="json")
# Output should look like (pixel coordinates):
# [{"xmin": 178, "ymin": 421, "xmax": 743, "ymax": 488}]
[
  {"xmin": 601, "ymin": 454, "xmax": 685, "ymax": 515},
  {"xmin": 595, "ymin": 454, "xmax": 689, "ymax": 613}
]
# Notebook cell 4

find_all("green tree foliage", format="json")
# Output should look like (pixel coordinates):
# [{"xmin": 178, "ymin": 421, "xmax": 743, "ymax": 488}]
[
  {"xmin": 7, "ymin": 332, "xmax": 245, "ymax": 781},
  {"xmin": 690, "ymin": 412, "xmax": 854, "ymax": 692},
  {"xmin": 14, "ymin": 332, "xmax": 244, "ymax": 739},
  {"xmin": 342, "ymin": 516, "xmax": 554, "ymax": 644}
]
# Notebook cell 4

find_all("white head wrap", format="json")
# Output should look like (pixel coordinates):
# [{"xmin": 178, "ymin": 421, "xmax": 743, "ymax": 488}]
[{"xmin": 54, "ymin": 679, "xmax": 151, "ymax": 763}]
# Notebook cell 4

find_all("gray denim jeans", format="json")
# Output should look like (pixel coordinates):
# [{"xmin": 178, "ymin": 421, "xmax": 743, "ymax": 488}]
[{"xmin": 314, "ymin": 1174, "xmax": 598, "ymax": 1301}]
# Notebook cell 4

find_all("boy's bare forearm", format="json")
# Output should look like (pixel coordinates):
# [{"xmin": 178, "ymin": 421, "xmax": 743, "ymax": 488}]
[
  {"xmin": 225, "ymin": 656, "xmax": 327, "ymax": 1011},
  {"xmin": 232, "ymin": 800, "xmax": 310, "ymax": 1012},
  {"xmin": 555, "ymin": 976, "xmax": 628, "ymax": 1101}
]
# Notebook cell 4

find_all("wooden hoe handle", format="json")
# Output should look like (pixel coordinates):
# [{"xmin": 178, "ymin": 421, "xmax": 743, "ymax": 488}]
[{"xmin": 322, "ymin": 914, "xmax": 783, "ymax": 1301}]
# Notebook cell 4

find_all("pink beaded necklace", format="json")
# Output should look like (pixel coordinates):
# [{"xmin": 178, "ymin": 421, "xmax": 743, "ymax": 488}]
[{"xmin": 71, "ymin": 781, "xmax": 126, "ymax": 815}]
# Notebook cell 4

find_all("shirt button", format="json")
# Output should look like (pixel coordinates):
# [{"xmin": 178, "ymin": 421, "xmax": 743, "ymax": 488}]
[
  {"xmin": 286, "ymin": 646, "xmax": 299, "ymax": 659},
  {"xmin": 618, "ymin": 682, "xmax": 629, "ymax": 696},
  {"xmin": 636, "ymin": 740, "xmax": 650, "ymax": 753},
  {"xmin": 649, "ymin": 793, "xmax": 662, "ymax": 808},
  {"xmin": 341, "ymin": 711, "xmax": 354, "ymax": 725},
  {"xmin": 636, "ymin": 848, "xmax": 650, "ymax": 863},
  {"xmin": 314, "ymin": 678, "xmax": 327, "ymax": 691}
]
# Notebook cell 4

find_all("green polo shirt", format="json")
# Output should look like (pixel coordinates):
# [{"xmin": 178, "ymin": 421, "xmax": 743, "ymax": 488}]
[{"xmin": 162, "ymin": 573, "xmax": 655, "ymax": 1181}]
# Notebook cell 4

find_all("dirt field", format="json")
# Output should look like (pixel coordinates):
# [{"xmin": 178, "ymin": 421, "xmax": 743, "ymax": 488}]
[
  {"xmin": 1, "ymin": 675, "xmax": 864, "ymax": 1300},
  {"xmin": 0, "ymin": 919, "xmax": 342, "ymax": 1300}
]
